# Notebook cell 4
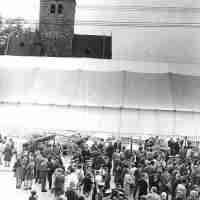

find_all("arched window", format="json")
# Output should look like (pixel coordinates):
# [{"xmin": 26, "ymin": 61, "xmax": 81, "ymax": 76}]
[
  {"xmin": 50, "ymin": 4, "xmax": 56, "ymax": 14},
  {"xmin": 58, "ymin": 4, "xmax": 64, "ymax": 14}
]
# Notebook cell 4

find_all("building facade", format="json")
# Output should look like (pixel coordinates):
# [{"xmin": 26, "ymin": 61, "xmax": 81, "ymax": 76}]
[
  {"xmin": 39, "ymin": 0, "xmax": 76, "ymax": 57},
  {"xmin": 5, "ymin": 0, "xmax": 112, "ymax": 58}
]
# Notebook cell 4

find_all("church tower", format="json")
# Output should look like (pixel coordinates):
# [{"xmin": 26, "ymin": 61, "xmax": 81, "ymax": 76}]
[{"xmin": 39, "ymin": 0, "xmax": 76, "ymax": 57}]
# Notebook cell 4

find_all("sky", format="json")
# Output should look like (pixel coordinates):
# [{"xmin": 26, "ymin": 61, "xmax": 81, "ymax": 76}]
[
  {"xmin": 0, "ymin": 0, "xmax": 199, "ymax": 35},
  {"xmin": 1, "ymin": 0, "xmax": 200, "ymax": 20},
  {"xmin": 0, "ymin": 0, "xmax": 39, "ymax": 20},
  {"xmin": 0, "ymin": 0, "xmax": 128, "ymax": 35},
  {"xmin": 0, "ymin": 0, "xmax": 103, "ymax": 20},
  {"xmin": 0, "ymin": 0, "xmax": 135, "ymax": 20}
]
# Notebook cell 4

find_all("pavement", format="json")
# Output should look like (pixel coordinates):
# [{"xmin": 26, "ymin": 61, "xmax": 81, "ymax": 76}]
[
  {"xmin": 0, "ymin": 170, "xmax": 54, "ymax": 200},
  {"xmin": 0, "ymin": 156, "xmax": 116, "ymax": 200},
  {"xmin": 0, "ymin": 155, "xmax": 75, "ymax": 200},
  {"xmin": 0, "ymin": 157, "xmax": 55, "ymax": 200}
]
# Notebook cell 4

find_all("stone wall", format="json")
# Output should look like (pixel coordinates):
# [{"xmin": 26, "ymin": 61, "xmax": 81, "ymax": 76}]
[{"xmin": 39, "ymin": 0, "xmax": 76, "ymax": 56}]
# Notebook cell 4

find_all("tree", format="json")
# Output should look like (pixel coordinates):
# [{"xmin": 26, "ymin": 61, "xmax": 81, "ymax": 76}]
[{"xmin": 0, "ymin": 17, "xmax": 29, "ymax": 54}]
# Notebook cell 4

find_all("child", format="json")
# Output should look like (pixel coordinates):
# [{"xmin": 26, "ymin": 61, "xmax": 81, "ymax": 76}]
[{"xmin": 28, "ymin": 190, "xmax": 38, "ymax": 200}]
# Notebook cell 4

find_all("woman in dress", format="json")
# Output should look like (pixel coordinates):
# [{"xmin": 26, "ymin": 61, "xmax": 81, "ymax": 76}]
[{"xmin": 4, "ymin": 143, "xmax": 13, "ymax": 167}]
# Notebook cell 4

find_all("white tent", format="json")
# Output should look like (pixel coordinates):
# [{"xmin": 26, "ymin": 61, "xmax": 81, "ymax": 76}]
[{"xmin": 0, "ymin": 56, "xmax": 199, "ymax": 138}]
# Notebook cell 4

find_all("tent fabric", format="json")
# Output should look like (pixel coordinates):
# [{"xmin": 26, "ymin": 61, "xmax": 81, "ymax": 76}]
[
  {"xmin": 0, "ymin": 56, "xmax": 199, "ymax": 136},
  {"xmin": 170, "ymin": 74, "xmax": 200, "ymax": 111},
  {"xmin": 1, "ymin": 55, "xmax": 200, "ymax": 76},
  {"xmin": 80, "ymin": 71, "xmax": 123, "ymax": 107},
  {"xmin": 0, "ymin": 68, "xmax": 200, "ymax": 111},
  {"xmin": 124, "ymin": 73, "xmax": 173, "ymax": 110},
  {"xmin": 0, "ymin": 103, "xmax": 198, "ymax": 136},
  {"xmin": 2, "ymin": 67, "xmax": 200, "ymax": 111}
]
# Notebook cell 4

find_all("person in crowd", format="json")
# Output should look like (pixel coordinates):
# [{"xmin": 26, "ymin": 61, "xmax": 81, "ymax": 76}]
[
  {"xmin": 10, "ymin": 134, "xmax": 200, "ymax": 200},
  {"xmin": 0, "ymin": 141, "xmax": 4, "ymax": 165},
  {"xmin": 103, "ymin": 166, "xmax": 111, "ymax": 191},
  {"xmin": 13, "ymin": 156, "xmax": 24, "ymax": 189},
  {"xmin": 24, "ymin": 156, "xmax": 35, "ymax": 190},
  {"xmin": 0, "ymin": 134, "xmax": 3, "ymax": 143},
  {"xmin": 55, "ymin": 190, "xmax": 67, "ymax": 200},
  {"xmin": 146, "ymin": 186, "xmax": 161, "ymax": 200},
  {"xmin": 114, "ymin": 160, "xmax": 123, "ymax": 187},
  {"xmin": 136, "ymin": 173, "xmax": 149, "ymax": 200},
  {"xmin": 160, "ymin": 192, "xmax": 167, "ymax": 200},
  {"xmin": 4, "ymin": 143, "xmax": 13, "ymax": 167},
  {"xmin": 105, "ymin": 142, "xmax": 115, "ymax": 161},
  {"xmin": 95, "ymin": 183, "xmax": 104, "ymax": 200},
  {"xmin": 76, "ymin": 164, "xmax": 84, "ymax": 193},
  {"xmin": 81, "ymin": 172, "xmax": 93, "ymax": 198},
  {"xmin": 40, "ymin": 157, "xmax": 48, "ymax": 192},
  {"xmin": 22, "ymin": 155, "xmax": 29, "ymax": 190},
  {"xmin": 78, "ymin": 196, "xmax": 85, "ymax": 200},
  {"xmin": 47, "ymin": 157, "xmax": 55, "ymax": 190},
  {"xmin": 65, "ymin": 181, "xmax": 79, "ymax": 200},
  {"xmin": 123, "ymin": 169, "xmax": 135, "ymax": 200},
  {"xmin": 35, "ymin": 151, "xmax": 43, "ymax": 184},
  {"xmin": 52, "ymin": 168, "xmax": 65, "ymax": 197},
  {"xmin": 187, "ymin": 190, "xmax": 199, "ymax": 200},
  {"xmin": 28, "ymin": 190, "xmax": 38, "ymax": 200},
  {"xmin": 3, "ymin": 136, "xmax": 7, "ymax": 144},
  {"xmin": 112, "ymin": 149, "xmax": 121, "ymax": 176}
]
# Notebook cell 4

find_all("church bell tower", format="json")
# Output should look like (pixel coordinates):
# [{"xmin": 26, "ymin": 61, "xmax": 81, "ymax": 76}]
[{"xmin": 39, "ymin": 0, "xmax": 76, "ymax": 57}]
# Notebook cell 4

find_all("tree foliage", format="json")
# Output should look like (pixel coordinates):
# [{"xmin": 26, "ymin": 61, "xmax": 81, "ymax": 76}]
[{"xmin": 0, "ymin": 17, "xmax": 29, "ymax": 54}]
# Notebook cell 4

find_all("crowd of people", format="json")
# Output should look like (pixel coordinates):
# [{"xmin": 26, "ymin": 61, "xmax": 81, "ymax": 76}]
[{"xmin": 9, "ymin": 134, "xmax": 200, "ymax": 200}]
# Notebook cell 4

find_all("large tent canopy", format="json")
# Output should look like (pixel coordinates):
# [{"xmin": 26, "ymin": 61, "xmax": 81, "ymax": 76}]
[
  {"xmin": 1, "ymin": 56, "xmax": 200, "ymax": 75},
  {"xmin": 0, "ymin": 56, "xmax": 199, "ymax": 137}
]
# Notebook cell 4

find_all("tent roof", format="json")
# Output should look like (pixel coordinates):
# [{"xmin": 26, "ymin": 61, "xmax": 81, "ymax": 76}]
[{"xmin": 0, "ymin": 55, "xmax": 200, "ymax": 76}]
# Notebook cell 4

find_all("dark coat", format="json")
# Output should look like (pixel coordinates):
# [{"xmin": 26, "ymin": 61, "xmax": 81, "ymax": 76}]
[
  {"xmin": 65, "ymin": 189, "xmax": 79, "ymax": 200},
  {"xmin": 4, "ymin": 146, "xmax": 12, "ymax": 161},
  {"xmin": 25, "ymin": 161, "xmax": 35, "ymax": 180},
  {"xmin": 82, "ymin": 176, "xmax": 93, "ymax": 194}
]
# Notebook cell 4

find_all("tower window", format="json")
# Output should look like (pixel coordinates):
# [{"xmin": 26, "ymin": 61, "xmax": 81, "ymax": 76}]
[
  {"xmin": 58, "ymin": 4, "xmax": 64, "ymax": 14},
  {"xmin": 50, "ymin": 4, "xmax": 56, "ymax": 14}
]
